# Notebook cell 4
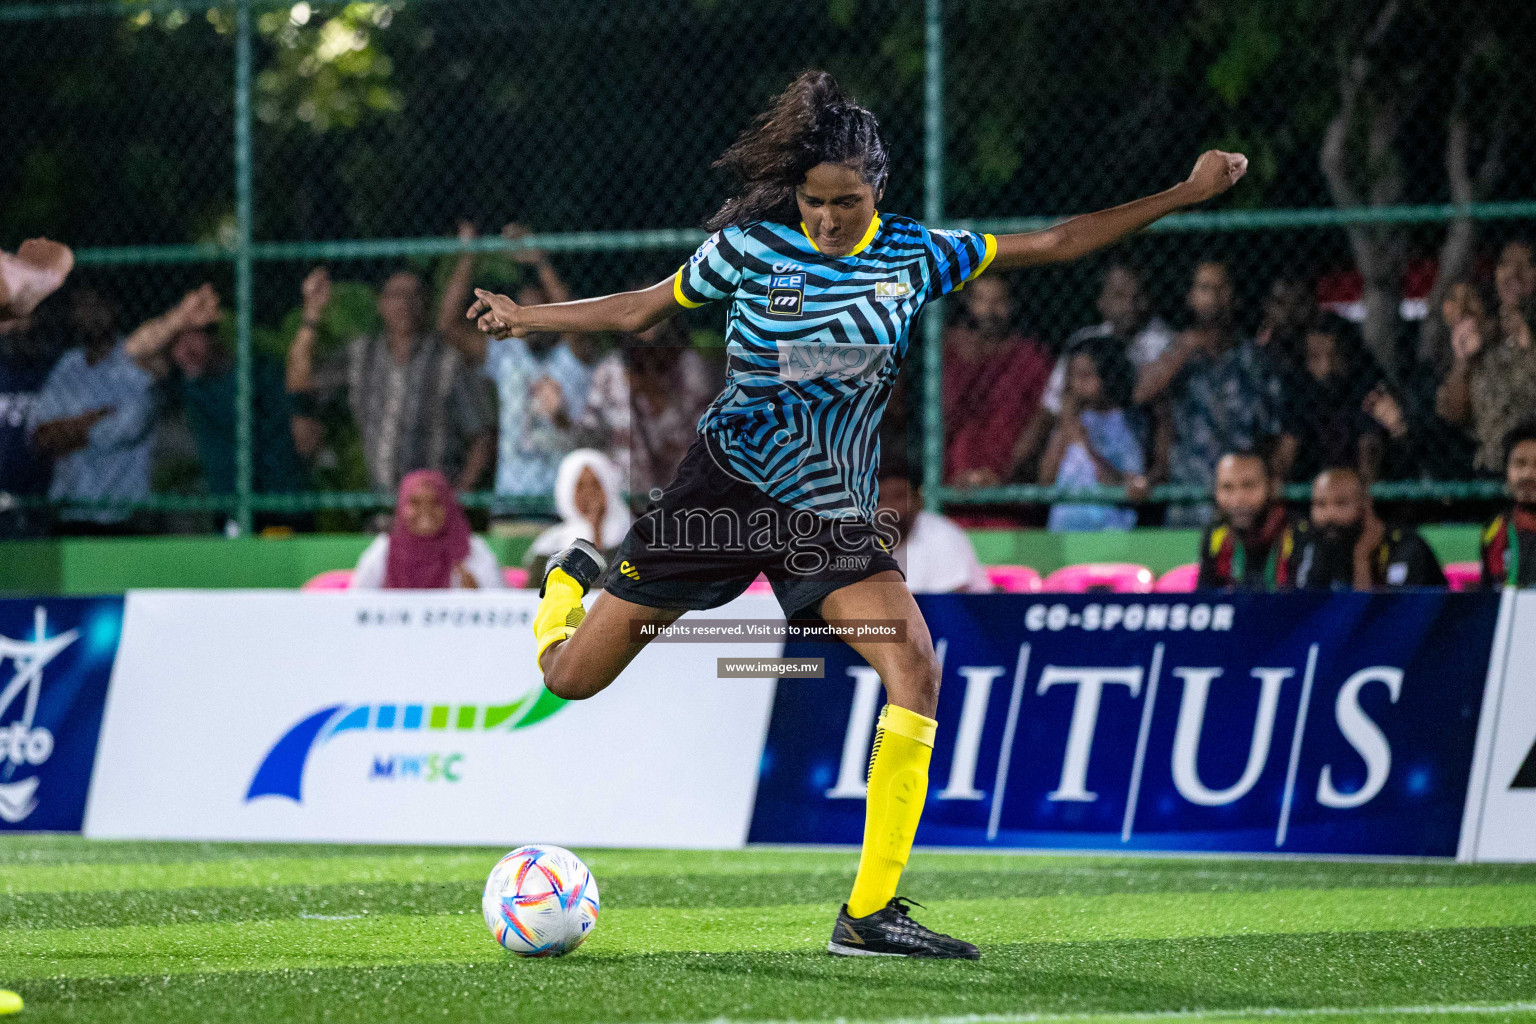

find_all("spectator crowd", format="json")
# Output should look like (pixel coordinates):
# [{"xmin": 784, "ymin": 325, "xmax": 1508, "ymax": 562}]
[
  {"xmin": 0, "ymin": 224, "xmax": 716, "ymax": 540},
  {"xmin": 2, "ymin": 230, "xmax": 1534, "ymax": 591},
  {"xmin": 925, "ymin": 240, "xmax": 1536, "ymax": 532}
]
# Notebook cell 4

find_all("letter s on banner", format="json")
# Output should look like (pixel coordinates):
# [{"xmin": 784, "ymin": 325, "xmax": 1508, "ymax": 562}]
[{"xmin": 1317, "ymin": 667, "xmax": 1402, "ymax": 809}]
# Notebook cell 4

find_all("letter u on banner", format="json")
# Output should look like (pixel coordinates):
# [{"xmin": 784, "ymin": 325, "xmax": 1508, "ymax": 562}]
[{"xmin": 1171, "ymin": 667, "xmax": 1291, "ymax": 806}]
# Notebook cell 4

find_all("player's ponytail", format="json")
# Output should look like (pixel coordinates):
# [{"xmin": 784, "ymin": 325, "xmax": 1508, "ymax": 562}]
[{"xmin": 705, "ymin": 69, "xmax": 888, "ymax": 231}]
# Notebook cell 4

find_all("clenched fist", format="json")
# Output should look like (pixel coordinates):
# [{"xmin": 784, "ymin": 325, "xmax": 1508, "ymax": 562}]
[{"xmin": 1183, "ymin": 150, "xmax": 1248, "ymax": 203}]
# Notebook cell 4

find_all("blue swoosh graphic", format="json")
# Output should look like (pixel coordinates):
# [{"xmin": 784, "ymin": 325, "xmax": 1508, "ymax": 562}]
[{"xmin": 245, "ymin": 704, "xmax": 344, "ymax": 803}]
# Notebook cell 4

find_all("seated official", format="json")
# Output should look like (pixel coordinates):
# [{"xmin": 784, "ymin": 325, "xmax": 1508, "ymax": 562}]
[
  {"xmin": 1289, "ymin": 467, "xmax": 1444, "ymax": 590},
  {"xmin": 525, "ymin": 448, "xmax": 631, "ymax": 587},
  {"xmin": 1482, "ymin": 419, "xmax": 1536, "ymax": 588},
  {"xmin": 876, "ymin": 466, "xmax": 991, "ymax": 593},
  {"xmin": 1197, "ymin": 450, "xmax": 1297, "ymax": 590},
  {"xmin": 352, "ymin": 470, "xmax": 505, "ymax": 590}
]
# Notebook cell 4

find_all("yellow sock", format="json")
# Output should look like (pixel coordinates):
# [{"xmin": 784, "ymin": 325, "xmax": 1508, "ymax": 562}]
[
  {"xmin": 846, "ymin": 703, "xmax": 936, "ymax": 918},
  {"xmin": 533, "ymin": 568, "xmax": 586, "ymax": 670}
]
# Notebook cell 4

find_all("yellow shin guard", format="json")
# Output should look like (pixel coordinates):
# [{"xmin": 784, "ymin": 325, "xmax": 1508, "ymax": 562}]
[
  {"xmin": 846, "ymin": 703, "xmax": 937, "ymax": 918},
  {"xmin": 533, "ymin": 567, "xmax": 586, "ymax": 671}
]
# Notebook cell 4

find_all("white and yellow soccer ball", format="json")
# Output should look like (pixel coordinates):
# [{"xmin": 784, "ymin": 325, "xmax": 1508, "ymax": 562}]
[{"xmin": 482, "ymin": 845, "xmax": 599, "ymax": 957}]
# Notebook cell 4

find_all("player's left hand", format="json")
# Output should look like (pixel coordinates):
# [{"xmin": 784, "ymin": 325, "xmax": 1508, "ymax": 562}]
[
  {"xmin": 468, "ymin": 288, "xmax": 524, "ymax": 339},
  {"xmin": 1184, "ymin": 150, "xmax": 1247, "ymax": 203}
]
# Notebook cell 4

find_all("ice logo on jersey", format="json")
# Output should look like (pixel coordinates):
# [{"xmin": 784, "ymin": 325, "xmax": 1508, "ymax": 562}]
[
  {"xmin": 766, "ymin": 274, "xmax": 805, "ymax": 317},
  {"xmin": 0, "ymin": 608, "xmax": 76, "ymax": 823},
  {"xmin": 778, "ymin": 341, "xmax": 892, "ymax": 382}
]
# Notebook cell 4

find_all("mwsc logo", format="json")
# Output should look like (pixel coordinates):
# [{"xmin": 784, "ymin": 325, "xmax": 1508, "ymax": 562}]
[{"xmin": 247, "ymin": 686, "xmax": 567, "ymax": 803}]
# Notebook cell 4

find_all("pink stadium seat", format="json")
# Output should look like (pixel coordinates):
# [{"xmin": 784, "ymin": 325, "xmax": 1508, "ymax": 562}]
[
  {"xmin": 987, "ymin": 565, "xmax": 1042, "ymax": 593},
  {"xmin": 301, "ymin": 569, "xmax": 354, "ymax": 591},
  {"xmin": 1444, "ymin": 561, "xmax": 1481, "ymax": 592},
  {"xmin": 1155, "ymin": 563, "xmax": 1200, "ymax": 593},
  {"xmin": 503, "ymin": 567, "xmax": 530, "ymax": 588},
  {"xmin": 1041, "ymin": 562, "xmax": 1155, "ymax": 594},
  {"xmin": 745, "ymin": 573, "xmax": 774, "ymax": 595}
]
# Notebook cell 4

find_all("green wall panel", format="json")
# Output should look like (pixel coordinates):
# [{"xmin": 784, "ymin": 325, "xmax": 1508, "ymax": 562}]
[{"xmin": 0, "ymin": 527, "xmax": 1481, "ymax": 597}]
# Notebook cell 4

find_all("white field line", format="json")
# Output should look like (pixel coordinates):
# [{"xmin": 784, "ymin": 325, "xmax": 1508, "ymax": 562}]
[{"xmin": 681, "ymin": 1001, "xmax": 1536, "ymax": 1024}]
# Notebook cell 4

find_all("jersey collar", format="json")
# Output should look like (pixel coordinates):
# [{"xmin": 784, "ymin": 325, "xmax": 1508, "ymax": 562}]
[{"xmin": 799, "ymin": 213, "xmax": 882, "ymax": 257}]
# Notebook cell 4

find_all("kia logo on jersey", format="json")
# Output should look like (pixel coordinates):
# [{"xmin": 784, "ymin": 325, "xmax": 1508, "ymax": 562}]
[{"xmin": 766, "ymin": 274, "xmax": 804, "ymax": 317}]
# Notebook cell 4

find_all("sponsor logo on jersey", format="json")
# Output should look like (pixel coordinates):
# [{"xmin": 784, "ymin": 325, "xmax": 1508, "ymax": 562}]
[
  {"xmin": 619, "ymin": 560, "xmax": 641, "ymax": 581},
  {"xmin": 777, "ymin": 341, "xmax": 891, "ymax": 382},
  {"xmin": 874, "ymin": 280, "xmax": 912, "ymax": 301},
  {"xmin": 689, "ymin": 233, "xmax": 720, "ymax": 266},
  {"xmin": 767, "ymin": 274, "xmax": 805, "ymax": 317}
]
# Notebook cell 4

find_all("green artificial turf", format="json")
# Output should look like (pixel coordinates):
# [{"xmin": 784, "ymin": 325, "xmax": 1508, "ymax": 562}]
[{"xmin": 3, "ymin": 838, "xmax": 1535, "ymax": 1023}]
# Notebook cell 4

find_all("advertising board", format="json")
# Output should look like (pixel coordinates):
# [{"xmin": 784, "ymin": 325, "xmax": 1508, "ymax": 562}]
[
  {"xmin": 750, "ymin": 592, "xmax": 1501, "ymax": 856},
  {"xmin": 85, "ymin": 591, "xmax": 781, "ymax": 846}
]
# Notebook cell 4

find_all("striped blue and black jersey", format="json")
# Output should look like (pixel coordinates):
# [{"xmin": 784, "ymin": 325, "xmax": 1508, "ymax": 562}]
[{"xmin": 674, "ymin": 214, "xmax": 996, "ymax": 521}]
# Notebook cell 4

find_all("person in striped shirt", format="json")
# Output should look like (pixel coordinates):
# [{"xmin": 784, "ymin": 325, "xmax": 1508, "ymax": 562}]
[{"xmin": 469, "ymin": 69, "xmax": 1247, "ymax": 960}]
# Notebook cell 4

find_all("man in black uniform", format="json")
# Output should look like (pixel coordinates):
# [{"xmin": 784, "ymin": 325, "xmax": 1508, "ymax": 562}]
[
  {"xmin": 1197, "ymin": 451, "xmax": 1297, "ymax": 589},
  {"xmin": 1290, "ymin": 467, "xmax": 1445, "ymax": 589},
  {"xmin": 1481, "ymin": 420, "xmax": 1536, "ymax": 589}
]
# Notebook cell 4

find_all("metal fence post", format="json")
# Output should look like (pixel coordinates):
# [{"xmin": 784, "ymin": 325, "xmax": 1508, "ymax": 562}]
[
  {"xmin": 233, "ymin": 0, "xmax": 254, "ymax": 536},
  {"xmin": 921, "ymin": 0, "xmax": 944, "ymax": 513}
]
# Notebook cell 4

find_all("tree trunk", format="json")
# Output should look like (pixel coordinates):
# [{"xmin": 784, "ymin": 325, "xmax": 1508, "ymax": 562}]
[
  {"xmin": 1320, "ymin": 0, "xmax": 1408, "ymax": 374},
  {"xmin": 1419, "ymin": 29, "xmax": 1508, "ymax": 366}
]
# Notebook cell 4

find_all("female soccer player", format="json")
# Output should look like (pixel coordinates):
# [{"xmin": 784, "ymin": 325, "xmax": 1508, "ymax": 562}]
[{"xmin": 469, "ymin": 70, "xmax": 1246, "ymax": 959}]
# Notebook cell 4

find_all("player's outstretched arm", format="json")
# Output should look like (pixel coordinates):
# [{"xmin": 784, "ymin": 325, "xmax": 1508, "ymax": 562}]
[
  {"xmin": 466, "ymin": 278, "xmax": 680, "ymax": 340},
  {"xmin": 989, "ymin": 150, "xmax": 1247, "ymax": 271}
]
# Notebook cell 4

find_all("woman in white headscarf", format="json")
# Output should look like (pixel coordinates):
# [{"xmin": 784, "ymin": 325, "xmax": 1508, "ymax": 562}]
[{"xmin": 523, "ymin": 448, "xmax": 631, "ymax": 587}]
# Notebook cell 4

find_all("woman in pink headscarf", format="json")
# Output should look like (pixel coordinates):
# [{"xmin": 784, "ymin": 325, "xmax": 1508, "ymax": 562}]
[{"xmin": 350, "ymin": 470, "xmax": 505, "ymax": 589}]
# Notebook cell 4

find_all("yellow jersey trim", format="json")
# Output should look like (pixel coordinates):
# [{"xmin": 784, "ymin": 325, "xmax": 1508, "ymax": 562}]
[
  {"xmin": 800, "ymin": 213, "xmax": 882, "ymax": 257},
  {"xmin": 672, "ymin": 268, "xmax": 706, "ymax": 309},
  {"xmin": 953, "ymin": 233, "xmax": 998, "ymax": 292}
]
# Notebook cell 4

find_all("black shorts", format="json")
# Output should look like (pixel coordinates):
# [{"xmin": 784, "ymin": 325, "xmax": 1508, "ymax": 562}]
[{"xmin": 604, "ymin": 436, "xmax": 903, "ymax": 621}]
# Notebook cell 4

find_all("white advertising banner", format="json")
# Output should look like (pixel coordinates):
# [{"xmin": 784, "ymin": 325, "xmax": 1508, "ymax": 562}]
[
  {"xmin": 1462, "ymin": 590, "xmax": 1536, "ymax": 862},
  {"xmin": 84, "ymin": 591, "xmax": 783, "ymax": 847}
]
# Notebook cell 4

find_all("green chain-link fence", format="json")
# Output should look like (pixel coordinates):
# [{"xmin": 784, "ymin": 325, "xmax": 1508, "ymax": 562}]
[{"xmin": 2, "ymin": 0, "xmax": 1533, "ymax": 534}]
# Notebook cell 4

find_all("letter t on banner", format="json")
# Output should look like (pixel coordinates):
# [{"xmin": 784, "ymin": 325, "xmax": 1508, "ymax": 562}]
[{"xmin": 1038, "ymin": 667, "xmax": 1143, "ymax": 802}]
